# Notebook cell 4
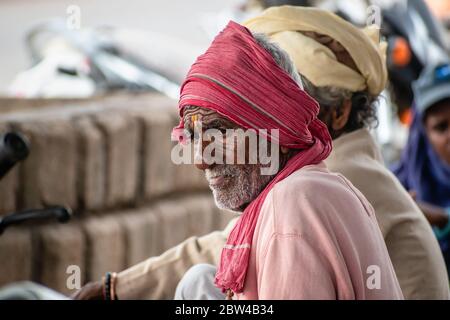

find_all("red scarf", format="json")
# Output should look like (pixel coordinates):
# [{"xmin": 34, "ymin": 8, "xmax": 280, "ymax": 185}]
[{"xmin": 172, "ymin": 21, "xmax": 332, "ymax": 294}]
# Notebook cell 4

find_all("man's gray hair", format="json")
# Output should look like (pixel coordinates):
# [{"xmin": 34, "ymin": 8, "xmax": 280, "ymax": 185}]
[
  {"xmin": 253, "ymin": 32, "xmax": 378, "ymax": 132},
  {"xmin": 252, "ymin": 33, "xmax": 304, "ymax": 89},
  {"xmin": 301, "ymin": 77, "xmax": 353, "ymax": 109},
  {"xmin": 302, "ymin": 76, "xmax": 378, "ymax": 131}
]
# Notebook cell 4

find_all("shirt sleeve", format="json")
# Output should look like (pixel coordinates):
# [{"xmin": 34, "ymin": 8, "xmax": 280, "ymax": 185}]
[
  {"xmin": 258, "ymin": 233, "xmax": 338, "ymax": 299},
  {"xmin": 115, "ymin": 218, "xmax": 237, "ymax": 299}
]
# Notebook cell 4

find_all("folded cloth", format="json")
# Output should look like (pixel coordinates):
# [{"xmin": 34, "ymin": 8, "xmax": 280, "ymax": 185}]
[{"xmin": 244, "ymin": 6, "xmax": 387, "ymax": 95}]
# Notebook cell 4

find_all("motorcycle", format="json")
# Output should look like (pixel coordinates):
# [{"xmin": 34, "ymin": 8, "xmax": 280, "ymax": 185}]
[{"xmin": 8, "ymin": 19, "xmax": 181, "ymax": 100}]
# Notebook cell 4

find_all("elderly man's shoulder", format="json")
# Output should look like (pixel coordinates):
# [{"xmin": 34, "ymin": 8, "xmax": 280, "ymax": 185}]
[
  {"xmin": 267, "ymin": 162, "xmax": 370, "ymax": 232},
  {"xmin": 273, "ymin": 162, "xmax": 355, "ymax": 199}
]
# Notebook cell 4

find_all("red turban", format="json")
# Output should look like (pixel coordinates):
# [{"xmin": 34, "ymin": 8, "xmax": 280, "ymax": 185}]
[{"xmin": 173, "ymin": 21, "xmax": 332, "ymax": 295}]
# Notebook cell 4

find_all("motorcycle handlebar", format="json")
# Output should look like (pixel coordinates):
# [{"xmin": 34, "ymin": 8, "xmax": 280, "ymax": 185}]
[{"xmin": 0, "ymin": 206, "xmax": 72, "ymax": 235}]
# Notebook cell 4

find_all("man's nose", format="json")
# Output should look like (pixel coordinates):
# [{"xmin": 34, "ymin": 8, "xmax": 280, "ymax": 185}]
[{"xmin": 193, "ymin": 137, "xmax": 214, "ymax": 171}]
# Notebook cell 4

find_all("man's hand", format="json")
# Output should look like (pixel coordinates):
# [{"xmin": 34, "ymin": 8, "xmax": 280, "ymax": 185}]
[{"xmin": 71, "ymin": 281, "xmax": 104, "ymax": 300}]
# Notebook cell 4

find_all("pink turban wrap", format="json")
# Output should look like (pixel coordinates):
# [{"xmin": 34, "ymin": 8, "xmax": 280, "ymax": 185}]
[{"xmin": 172, "ymin": 21, "xmax": 332, "ymax": 295}]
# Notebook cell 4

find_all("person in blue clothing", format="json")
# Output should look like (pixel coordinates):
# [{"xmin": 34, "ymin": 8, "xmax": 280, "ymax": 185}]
[{"xmin": 393, "ymin": 63, "xmax": 450, "ymax": 274}]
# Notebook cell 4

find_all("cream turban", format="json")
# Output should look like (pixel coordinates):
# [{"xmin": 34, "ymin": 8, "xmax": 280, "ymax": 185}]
[{"xmin": 244, "ymin": 6, "xmax": 387, "ymax": 96}]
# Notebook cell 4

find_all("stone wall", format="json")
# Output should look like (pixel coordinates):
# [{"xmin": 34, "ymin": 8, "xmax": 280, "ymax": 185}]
[{"xmin": 0, "ymin": 93, "xmax": 237, "ymax": 296}]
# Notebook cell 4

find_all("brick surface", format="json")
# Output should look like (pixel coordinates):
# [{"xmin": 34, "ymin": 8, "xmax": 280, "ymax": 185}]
[
  {"xmin": 130, "ymin": 107, "xmax": 178, "ymax": 200},
  {"xmin": 73, "ymin": 116, "xmax": 106, "ymax": 211},
  {"xmin": 175, "ymin": 158, "xmax": 208, "ymax": 192},
  {"xmin": 94, "ymin": 112, "xmax": 140, "ymax": 208},
  {"xmin": 37, "ymin": 223, "xmax": 85, "ymax": 296},
  {"xmin": 193, "ymin": 166, "xmax": 209, "ymax": 189},
  {"xmin": 15, "ymin": 119, "xmax": 77, "ymax": 211},
  {"xmin": 155, "ymin": 200, "xmax": 192, "ymax": 252},
  {"xmin": 83, "ymin": 215, "xmax": 126, "ymax": 281},
  {"xmin": 0, "ymin": 228, "xmax": 32, "ymax": 287},
  {"xmin": 184, "ymin": 194, "xmax": 216, "ymax": 237},
  {"xmin": 119, "ymin": 207, "xmax": 161, "ymax": 267},
  {"xmin": 209, "ymin": 200, "xmax": 240, "ymax": 231}
]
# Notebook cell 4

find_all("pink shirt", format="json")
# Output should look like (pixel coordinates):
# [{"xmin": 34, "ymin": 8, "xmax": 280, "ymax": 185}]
[{"xmin": 237, "ymin": 162, "xmax": 404, "ymax": 300}]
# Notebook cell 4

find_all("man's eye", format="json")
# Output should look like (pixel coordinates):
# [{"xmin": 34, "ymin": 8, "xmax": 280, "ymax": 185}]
[{"xmin": 205, "ymin": 127, "xmax": 228, "ymax": 135}]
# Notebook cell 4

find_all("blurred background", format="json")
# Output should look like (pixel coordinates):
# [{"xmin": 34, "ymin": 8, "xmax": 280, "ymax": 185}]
[
  {"xmin": 0, "ymin": 0, "xmax": 244, "ymax": 93},
  {"xmin": 0, "ymin": 0, "xmax": 449, "ymax": 298}
]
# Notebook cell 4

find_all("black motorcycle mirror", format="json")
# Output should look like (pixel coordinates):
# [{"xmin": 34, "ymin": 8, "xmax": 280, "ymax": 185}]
[{"xmin": 0, "ymin": 132, "xmax": 30, "ymax": 180}]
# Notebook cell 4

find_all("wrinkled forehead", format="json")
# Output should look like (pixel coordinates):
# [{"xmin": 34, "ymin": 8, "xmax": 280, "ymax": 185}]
[{"xmin": 182, "ymin": 105, "xmax": 239, "ymax": 129}]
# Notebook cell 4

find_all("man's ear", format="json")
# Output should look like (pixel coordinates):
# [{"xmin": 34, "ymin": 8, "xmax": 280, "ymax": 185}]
[{"xmin": 331, "ymin": 99, "xmax": 352, "ymax": 131}]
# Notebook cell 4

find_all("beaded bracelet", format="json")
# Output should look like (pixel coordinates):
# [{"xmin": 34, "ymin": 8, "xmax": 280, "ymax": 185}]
[
  {"xmin": 110, "ymin": 272, "xmax": 117, "ymax": 300},
  {"xmin": 103, "ymin": 272, "xmax": 118, "ymax": 300}
]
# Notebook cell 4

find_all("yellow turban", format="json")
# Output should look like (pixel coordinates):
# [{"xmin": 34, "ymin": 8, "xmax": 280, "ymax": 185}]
[{"xmin": 244, "ymin": 6, "xmax": 387, "ymax": 96}]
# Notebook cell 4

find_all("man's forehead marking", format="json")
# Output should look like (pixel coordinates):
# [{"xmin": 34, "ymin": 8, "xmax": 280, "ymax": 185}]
[{"xmin": 184, "ymin": 109, "xmax": 231, "ymax": 126}]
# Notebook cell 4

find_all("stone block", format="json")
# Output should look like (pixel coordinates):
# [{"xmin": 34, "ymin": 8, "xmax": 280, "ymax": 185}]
[
  {"xmin": 37, "ymin": 223, "xmax": 85, "ymax": 296},
  {"xmin": 183, "ymin": 194, "xmax": 216, "ymax": 237},
  {"xmin": 73, "ymin": 116, "xmax": 106, "ymax": 211},
  {"xmin": 14, "ymin": 119, "xmax": 77, "ymax": 211},
  {"xmin": 155, "ymin": 200, "xmax": 191, "ymax": 252},
  {"xmin": 83, "ymin": 215, "xmax": 126, "ymax": 281},
  {"xmin": 119, "ymin": 207, "xmax": 161, "ymax": 267},
  {"xmin": 94, "ymin": 112, "xmax": 140, "ymax": 208},
  {"xmin": 210, "ymin": 201, "xmax": 240, "ymax": 231},
  {"xmin": 130, "ymin": 107, "xmax": 178, "ymax": 200},
  {"xmin": 0, "ymin": 228, "xmax": 32, "ymax": 287}
]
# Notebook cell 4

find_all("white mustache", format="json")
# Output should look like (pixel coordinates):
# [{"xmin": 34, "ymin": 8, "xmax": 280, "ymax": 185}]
[{"xmin": 205, "ymin": 166, "xmax": 240, "ymax": 181}]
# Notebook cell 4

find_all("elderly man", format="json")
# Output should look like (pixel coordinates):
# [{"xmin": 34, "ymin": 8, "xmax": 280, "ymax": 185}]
[
  {"xmin": 76, "ymin": 20, "xmax": 402, "ymax": 300},
  {"xmin": 173, "ymin": 21, "xmax": 403, "ymax": 300},
  {"xmin": 75, "ymin": 7, "xmax": 446, "ymax": 300}
]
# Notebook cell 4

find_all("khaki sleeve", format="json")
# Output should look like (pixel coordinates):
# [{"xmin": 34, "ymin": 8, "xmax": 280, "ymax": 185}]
[{"xmin": 115, "ymin": 218, "xmax": 237, "ymax": 299}]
